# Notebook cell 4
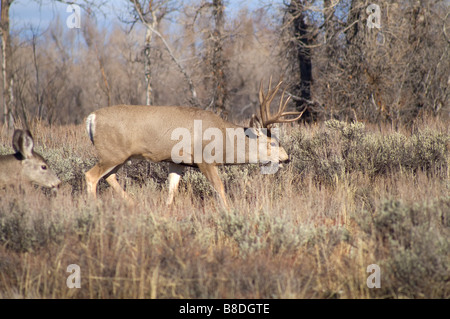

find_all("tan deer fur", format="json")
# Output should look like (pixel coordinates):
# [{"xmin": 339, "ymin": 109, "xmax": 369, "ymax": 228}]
[
  {"xmin": 0, "ymin": 129, "xmax": 61, "ymax": 189},
  {"xmin": 85, "ymin": 79, "xmax": 302, "ymax": 208}
]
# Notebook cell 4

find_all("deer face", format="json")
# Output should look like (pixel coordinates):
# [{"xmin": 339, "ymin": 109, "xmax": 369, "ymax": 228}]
[
  {"xmin": 246, "ymin": 126, "xmax": 289, "ymax": 165},
  {"xmin": 21, "ymin": 153, "xmax": 61, "ymax": 188},
  {"xmin": 2, "ymin": 129, "xmax": 62, "ymax": 189},
  {"xmin": 247, "ymin": 77, "xmax": 303, "ymax": 167}
]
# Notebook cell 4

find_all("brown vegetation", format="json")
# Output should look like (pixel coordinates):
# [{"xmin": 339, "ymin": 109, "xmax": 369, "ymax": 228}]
[
  {"xmin": 0, "ymin": 0, "xmax": 449, "ymax": 299},
  {"xmin": 2, "ymin": 1, "xmax": 446, "ymax": 126},
  {"xmin": 0, "ymin": 117, "xmax": 448, "ymax": 298}
]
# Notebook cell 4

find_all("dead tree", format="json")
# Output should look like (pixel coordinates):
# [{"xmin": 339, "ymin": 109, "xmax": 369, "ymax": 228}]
[
  {"xmin": 211, "ymin": 0, "xmax": 228, "ymax": 118},
  {"xmin": 129, "ymin": 0, "xmax": 199, "ymax": 106},
  {"xmin": 284, "ymin": 0, "xmax": 316, "ymax": 121},
  {"xmin": 1, "ymin": 0, "xmax": 14, "ymax": 127}
]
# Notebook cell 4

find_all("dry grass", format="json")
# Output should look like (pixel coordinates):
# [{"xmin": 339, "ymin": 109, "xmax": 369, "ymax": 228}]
[{"xmin": 0, "ymin": 118, "xmax": 448, "ymax": 299}]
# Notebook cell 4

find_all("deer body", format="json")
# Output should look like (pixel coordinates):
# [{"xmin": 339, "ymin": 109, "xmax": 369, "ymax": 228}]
[
  {"xmin": 0, "ymin": 130, "xmax": 61, "ymax": 189},
  {"xmin": 87, "ymin": 105, "xmax": 240, "ymax": 163},
  {"xmin": 85, "ymin": 79, "xmax": 303, "ymax": 208},
  {"xmin": 86, "ymin": 105, "xmax": 286, "ymax": 164}
]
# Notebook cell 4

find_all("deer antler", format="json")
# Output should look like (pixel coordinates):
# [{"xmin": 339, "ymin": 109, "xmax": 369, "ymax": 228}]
[{"xmin": 257, "ymin": 77, "xmax": 305, "ymax": 129}]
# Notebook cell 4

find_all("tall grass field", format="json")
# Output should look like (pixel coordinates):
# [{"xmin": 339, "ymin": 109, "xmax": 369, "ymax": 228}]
[{"xmin": 0, "ymin": 117, "xmax": 448, "ymax": 298}]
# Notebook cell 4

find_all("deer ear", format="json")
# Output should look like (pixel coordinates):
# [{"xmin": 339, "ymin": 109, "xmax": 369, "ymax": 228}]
[
  {"xmin": 12, "ymin": 129, "xmax": 23, "ymax": 153},
  {"xmin": 12, "ymin": 129, "xmax": 34, "ymax": 159},
  {"xmin": 249, "ymin": 114, "xmax": 262, "ymax": 129}
]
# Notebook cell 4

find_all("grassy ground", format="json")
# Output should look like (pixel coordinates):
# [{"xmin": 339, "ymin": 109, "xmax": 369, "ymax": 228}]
[{"xmin": 0, "ymin": 117, "xmax": 448, "ymax": 298}]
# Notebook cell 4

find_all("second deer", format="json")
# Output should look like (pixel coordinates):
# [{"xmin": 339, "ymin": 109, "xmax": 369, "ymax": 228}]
[{"xmin": 0, "ymin": 129, "xmax": 61, "ymax": 190}]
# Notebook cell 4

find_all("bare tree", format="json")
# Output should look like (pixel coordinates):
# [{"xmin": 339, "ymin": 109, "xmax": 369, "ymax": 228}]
[
  {"xmin": 345, "ymin": 0, "xmax": 366, "ymax": 45},
  {"xmin": 82, "ymin": 14, "xmax": 112, "ymax": 106},
  {"xmin": 283, "ymin": 0, "xmax": 317, "ymax": 121},
  {"xmin": 1, "ymin": 0, "xmax": 105, "ymax": 126},
  {"xmin": 211, "ymin": 0, "xmax": 228, "ymax": 118},
  {"xmin": 192, "ymin": 0, "xmax": 229, "ymax": 117},
  {"xmin": 1, "ymin": 0, "xmax": 14, "ymax": 128},
  {"xmin": 127, "ymin": 0, "xmax": 199, "ymax": 106},
  {"xmin": 3, "ymin": 0, "xmax": 447, "ymax": 126}
]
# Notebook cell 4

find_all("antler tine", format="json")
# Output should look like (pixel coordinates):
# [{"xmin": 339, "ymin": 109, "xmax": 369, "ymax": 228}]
[
  {"xmin": 258, "ymin": 79, "xmax": 267, "ymax": 125},
  {"xmin": 263, "ymin": 87, "xmax": 305, "ymax": 127},
  {"xmin": 278, "ymin": 89, "xmax": 305, "ymax": 122},
  {"xmin": 257, "ymin": 77, "xmax": 303, "ymax": 129},
  {"xmin": 264, "ymin": 81, "xmax": 283, "ymax": 124},
  {"xmin": 259, "ymin": 76, "xmax": 281, "ymax": 125},
  {"xmin": 278, "ymin": 109, "xmax": 306, "ymax": 123},
  {"xmin": 275, "ymin": 87, "xmax": 290, "ymax": 118}
]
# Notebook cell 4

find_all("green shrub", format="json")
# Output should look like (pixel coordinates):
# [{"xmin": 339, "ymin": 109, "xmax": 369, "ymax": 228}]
[
  {"xmin": 288, "ymin": 120, "xmax": 449, "ymax": 182},
  {"xmin": 217, "ymin": 210, "xmax": 321, "ymax": 255},
  {"xmin": 287, "ymin": 129, "xmax": 344, "ymax": 185},
  {"xmin": 355, "ymin": 198, "xmax": 450, "ymax": 298},
  {"xmin": 0, "ymin": 199, "xmax": 64, "ymax": 252}
]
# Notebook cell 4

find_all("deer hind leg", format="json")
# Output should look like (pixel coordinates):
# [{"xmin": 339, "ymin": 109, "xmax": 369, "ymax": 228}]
[
  {"xmin": 105, "ymin": 171, "xmax": 135, "ymax": 204},
  {"xmin": 197, "ymin": 163, "xmax": 229, "ymax": 209},
  {"xmin": 85, "ymin": 162, "xmax": 122, "ymax": 199},
  {"xmin": 166, "ymin": 163, "xmax": 185, "ymax": 206}
]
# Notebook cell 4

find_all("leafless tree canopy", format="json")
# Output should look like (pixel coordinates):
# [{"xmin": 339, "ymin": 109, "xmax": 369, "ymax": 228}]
[{"xmin": 1, "ymin": 0, "xmax": 449, "ymax": 126}]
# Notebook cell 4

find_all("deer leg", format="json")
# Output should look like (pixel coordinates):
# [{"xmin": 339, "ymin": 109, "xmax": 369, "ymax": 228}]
[
  {"xmin": 166, "ymin": 163, "xmax": 184, "ymax": 206},
  {"xmin": 105, "ymin": 172, "xmax": 134, "ymax": 204},
  {"xmin": 85, "ymin": 162, "xmax": 120, "ymax": 198},
  {"xmin": 197, "ymin": 163, "xmax": 229, "ymax": 209}
]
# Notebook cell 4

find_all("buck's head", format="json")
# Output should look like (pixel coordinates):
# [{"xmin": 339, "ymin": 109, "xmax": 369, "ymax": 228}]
[{"xmin": 248, "ymin": 78, "xmax": 304, "ymax": 169}]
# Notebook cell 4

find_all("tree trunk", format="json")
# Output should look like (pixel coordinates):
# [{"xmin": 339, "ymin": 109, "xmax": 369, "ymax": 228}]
[
  {"xmin": 346, "ymin": 0, "xmax": 365, "ymax": 45},
  {"xmin": 211, "ymin": 0, "xmax": 227, "ymax": 118},
  {"xmin": 1, "ymin": 0, "xmax": 14, "ymax": 127},
  {"xmin": 323, "ymin": 0, "xmax": 335, "ymax": 45},
  {"xmin": 144, "ymin": 24, "xmax": 155, "ymax": 105},
  {"xmin": 288, "ymin": 0, "xmax": 314, "ymax": 121}
]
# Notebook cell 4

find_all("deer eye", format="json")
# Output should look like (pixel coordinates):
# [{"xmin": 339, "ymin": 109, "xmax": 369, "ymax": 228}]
[{"xmin": 41, "ymin": 165, "xmax": 47, "ymax": 170}]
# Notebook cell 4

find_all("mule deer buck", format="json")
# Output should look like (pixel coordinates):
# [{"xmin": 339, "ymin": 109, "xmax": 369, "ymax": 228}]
[
  {"xmin": 85, "ymin": 78, "xmax": 303, "ymax": 208},
  {"xmin": 0, "ymin": 129, "xmax": 61, "ymax": 189}
]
